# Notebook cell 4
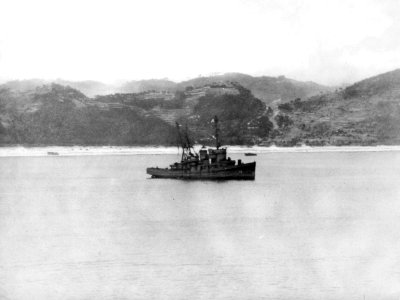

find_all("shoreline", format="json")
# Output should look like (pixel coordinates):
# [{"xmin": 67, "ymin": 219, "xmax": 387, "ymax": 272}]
[{"xmin": 1, "ymin": 145, "xmax": 400, "ymax": 157}]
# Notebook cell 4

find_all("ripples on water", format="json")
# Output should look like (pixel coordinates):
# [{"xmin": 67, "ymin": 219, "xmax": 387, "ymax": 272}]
[{"xmin": 1, "ymin": 151, "xmax": 400, "ymax": 299}]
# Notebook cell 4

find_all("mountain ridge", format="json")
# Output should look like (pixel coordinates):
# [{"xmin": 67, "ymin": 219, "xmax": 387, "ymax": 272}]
[
  {"xmin": 268, "ymin": 68, "xmax": 400, "ymax": 146},
  {"xmin": 1, "ymin": 69, "xmax": 400, "ymax": 146},
  {"xmin": 0, "ymin": 72, "xmax": 332, "ymax": 103}
]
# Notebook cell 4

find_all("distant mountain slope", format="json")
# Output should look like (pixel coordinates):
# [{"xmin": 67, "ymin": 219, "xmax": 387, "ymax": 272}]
[
  {"xmin": 188, "ymin": 84, "xmax": 271, "ymax": 145},
  {"xmin": 178, "ymin": 73, "xmax": 332, "ymax": 105},
  {"xmin": 2, "ymin": 69, "xmax": 400, "ymax": 146},
  {"xmin": 0, "ymin": 79, "xmax": 120, "ymax": 98},
  {"xmin": 0, "ymin": 84, "xmax": 176, "ymax": 145},
  {"xmin": 343, "ymin": 68, "xmax": 400, "ymax": 99},
  {"xmin": 1, "ymin": 79, "xmax": 47, "ymax": 92},
  {"xmin": 0, "ymin": 81, "xmax": 273, "ymax": 146},
  {"xmin": 54, "ymin": 80, "xmax": 119, "ymax": 97},
  {"xmin": 269, "ymin": 69, "xmax": 400, "ymax": 146},
  {"xmin": 0, "ymin": 73, "xmax": 332, "ymax": 105},
  {"xmin": 118, "ymin": 79, "xmax": 177, "ymax": 93}
]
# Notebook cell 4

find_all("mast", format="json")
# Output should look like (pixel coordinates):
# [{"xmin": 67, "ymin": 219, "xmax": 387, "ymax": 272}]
[
  {"xmin": 176, "ymin": 122, "xmax": 197, "ymax": 161},
  {"xmin": 184, "ymin": 124, "xmax": 192, "ymax": 151},
  {"xmin": 213, "ymin": 115, "xmax": 221, "ymax": 149},
  {"xmin": 175, "ymin": 122, "xmax": 185, "ymax": 161},
  {"xmin": 183, "ymin": 124, "xmax": 198, "ymax": 158}
]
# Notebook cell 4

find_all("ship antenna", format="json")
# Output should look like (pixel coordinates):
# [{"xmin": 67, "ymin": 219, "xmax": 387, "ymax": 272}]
[{"xmin": 213, "ymin": 115, "xmax": 221, "ymax": 149}]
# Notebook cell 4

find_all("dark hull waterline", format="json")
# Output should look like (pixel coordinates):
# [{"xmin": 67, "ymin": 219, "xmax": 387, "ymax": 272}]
[
  {"xmin": 244, "ymin": 153, "xmax": 257, "ymax": 156},
  {"xmin": 147, "ymin": 162, "xmax": 256, "ymax": 180}
]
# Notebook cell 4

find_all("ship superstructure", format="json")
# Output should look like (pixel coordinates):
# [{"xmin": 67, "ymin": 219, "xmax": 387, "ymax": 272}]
[{"xmin": 146, "ymin": 116, "xmax": 256, "ymax": 180}]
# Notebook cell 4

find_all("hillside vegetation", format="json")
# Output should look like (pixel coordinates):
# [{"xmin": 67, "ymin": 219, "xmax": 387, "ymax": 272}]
[
  {"xmin": 1, "ymin": 69, "xmax": 400, "ymax": 147},
  {"xmin": 1, "ymin": 73, "xmax": 330, "ymax": 102},
  {"xmin": 178, "ymin": 73, "xmax": 332, "ymax": 105},
  {"xmin": 0, "ymin": 84, "xmax": 177, "ymax": 145},
  {"xmin": 268, "ymin": 69, "xmax": 400, "ymax": 146}
]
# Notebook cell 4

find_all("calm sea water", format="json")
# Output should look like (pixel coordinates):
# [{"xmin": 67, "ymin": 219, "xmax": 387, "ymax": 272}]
[{"xmin": 1, "ymin": 151, "xmax": 400, "ymax": 300}]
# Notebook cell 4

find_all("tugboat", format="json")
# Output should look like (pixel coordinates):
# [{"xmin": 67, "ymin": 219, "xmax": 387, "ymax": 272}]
[
  {"xmin": 47, "ymin": 151, "xmax": 59, "ymax": 156},
  {"xmin": 244, "ymin": 153, "xmax": 257, "ymax": 156},
  {"xmin": 146, "ymin": 116, "xmax": 256, "ymax": 180}
]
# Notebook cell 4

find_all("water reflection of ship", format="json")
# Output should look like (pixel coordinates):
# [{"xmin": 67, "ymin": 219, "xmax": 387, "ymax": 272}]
[{"xmin": 146, "ymin": 116, "xmax": 256, "ymax": 180}]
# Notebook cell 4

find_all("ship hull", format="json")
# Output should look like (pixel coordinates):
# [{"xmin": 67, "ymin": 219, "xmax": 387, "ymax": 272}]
[{"xmin": 147, "ymin": 162, "xmax": 256, "ymax": 180}]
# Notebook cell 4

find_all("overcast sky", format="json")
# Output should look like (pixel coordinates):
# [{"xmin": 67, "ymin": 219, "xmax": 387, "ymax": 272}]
[{"xmin": 0, "ymin": 0, "xmax": 399, "ymax": 85}]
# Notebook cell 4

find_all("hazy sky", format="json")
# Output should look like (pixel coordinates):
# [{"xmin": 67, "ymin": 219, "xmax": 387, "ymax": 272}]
[{"xmin": 0, "ymin": 0, "xmax": 399, "ymax": 85}]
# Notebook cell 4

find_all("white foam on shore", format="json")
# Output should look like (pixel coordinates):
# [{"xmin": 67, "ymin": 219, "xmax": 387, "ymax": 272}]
[
  {"xmin": 228, "ymin": 145, "xmax": 400, "ymax": 153},
  {"xmin": 1, "ymin": 145, "xmax": 400, "ymax": 157},
  {"xmin": 0, "ymin": 146, "xmax": 178, "ymax": 157}
]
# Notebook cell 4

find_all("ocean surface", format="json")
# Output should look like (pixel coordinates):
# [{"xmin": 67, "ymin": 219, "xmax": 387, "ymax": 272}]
[{"xmin": 1, "ymin": 149, "xmax": 400, "ymax": 299}]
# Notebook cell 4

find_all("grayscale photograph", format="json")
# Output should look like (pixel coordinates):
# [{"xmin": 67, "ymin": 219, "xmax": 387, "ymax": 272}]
[{"xmin": 1, "ymin": 0, "xmax": 400, "ymax": 299}]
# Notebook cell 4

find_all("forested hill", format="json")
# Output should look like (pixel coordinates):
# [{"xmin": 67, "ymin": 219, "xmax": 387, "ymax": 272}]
[
  {"xmin": 178, "ymin": 73, "xmax": 332, "ymax": 105},
  {"xmin": 268, "ymin": 69, "xmax": 400, "ymax": 146},
  {"xmin": 1, "ymin": 69, "xmax": 400, "ymax": 147},
  {"xmin": 0, "ymin": 73, "xmax": 331, "ymax": 102},
  {"xmin": 0, "ymin": 84, "xmax": 177, "ymax": 145},
  {"xmin": 0, "ymin": 82, "xmax": 272, "ymax": 145}
]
